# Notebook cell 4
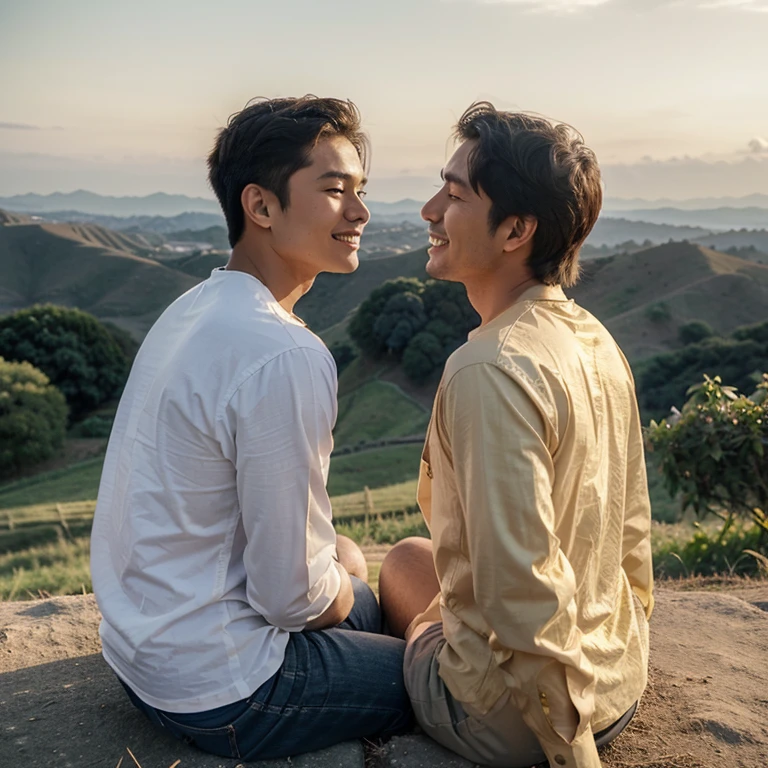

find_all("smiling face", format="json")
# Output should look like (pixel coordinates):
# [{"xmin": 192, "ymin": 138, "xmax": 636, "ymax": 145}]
[
  {"xmin": 421, "ymin": 139, "xmax": 511, "ymax": 284},
  {"xmin": 265, "ymin": 135, "xmax": 370, "ymax": 277}
]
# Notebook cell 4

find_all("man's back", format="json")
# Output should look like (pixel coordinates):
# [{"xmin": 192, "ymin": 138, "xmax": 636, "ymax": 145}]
[
  {"xmin": 91, "ymin": 268, "xmax": 339, "ymax": 713},
  {"xmin": 416, "ymin": 283, "xmax": 653, "ymax": 729}
]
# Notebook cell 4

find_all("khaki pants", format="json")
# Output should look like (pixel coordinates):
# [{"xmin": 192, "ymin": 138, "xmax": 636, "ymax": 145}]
[{"xmin": 404, "ymin": 623, "xmax": 636, "ymax": 768}]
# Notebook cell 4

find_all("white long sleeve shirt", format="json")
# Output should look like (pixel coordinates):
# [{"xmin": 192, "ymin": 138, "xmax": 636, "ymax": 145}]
[{"xmin": 90, "ymin": 268, "xmax": 341, "ymax": 713}]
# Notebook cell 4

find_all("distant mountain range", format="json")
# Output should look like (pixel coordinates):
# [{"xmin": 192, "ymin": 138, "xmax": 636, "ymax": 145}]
[
  {"xmin": 0, "ymin": 191, "xmax": 428, "ymax": 220},
  {"xmin": 603, "ymin": 193, "xmax": 768, "ymax": 212},
  {"xmin": 603, "ymin": 207, "xmax": 768, "ymax": 231},
  {"xmin": 0, "ymin": 191, "xmax": 222, "ymax": 217}
]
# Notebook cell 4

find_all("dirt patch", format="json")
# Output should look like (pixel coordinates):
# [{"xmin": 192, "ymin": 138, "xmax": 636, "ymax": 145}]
[{"xmin": 1, "ymin": 585, "xmax": 767, "ymax": 767}]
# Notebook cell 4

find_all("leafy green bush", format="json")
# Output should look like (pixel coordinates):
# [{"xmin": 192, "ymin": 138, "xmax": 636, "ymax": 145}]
[
  {"xmin": 329, "ymin": 342, "xmax": 356, "ymax": 375},
  {"xmin": 638, "ymin": 336, "xmax": 767, "ymax": 420},
  {"xmin": 349, "ymin": 278, "xmax": 479, "ymax": 383},
  {"xmin": 653, "ymin": 522, "xmax": 766, "ymax": 578},
  {"xmin": 678, "ymin": 320, "xmax": 714, "ymax": 346},
  {"xmin": 0, "ymin": 357, "xmax": 68, "ymax": 476},
  {"xmin": 644, "ymin": 302, "xmax": 671, "ymax": 323},
  {"xmin": 646, "ymin": 374, "xmax": 768, "ymax": 540},
  {"xmin": 349, "ymin": 278, "xmax": 424, "ymax": 358},
  {"xmin": 0, "ymin": 305, "xmax": 129, "ymax": 419},
  {"xmin": 77, "ymin": 415, "xmax": 114, "ymax": 438}
]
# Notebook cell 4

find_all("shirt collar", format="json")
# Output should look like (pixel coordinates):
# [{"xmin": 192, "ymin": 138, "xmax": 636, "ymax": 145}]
[
  {"xmin": 210, "ymin": 267, "xmax": 308, "ymax": 327},
  {"xmin": 468, "ymin": 282, "xmax": 570, "ymax": 340}
]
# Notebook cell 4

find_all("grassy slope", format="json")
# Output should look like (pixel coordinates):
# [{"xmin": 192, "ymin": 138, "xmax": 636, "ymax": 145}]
[
  {"xmin": 0, "ymin": 222, "xmax": 200, "ymax": 338},
  {"xmin": 334, "ymin": 381, "xmax": 429, "ymax": 448},
  {"xmin": 569, "ymin": 242, "xmax": 768, "ymax": 361}
]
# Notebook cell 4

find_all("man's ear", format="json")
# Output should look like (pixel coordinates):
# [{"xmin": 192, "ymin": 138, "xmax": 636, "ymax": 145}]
[
  {"xmin": 501, "ymin": 215, "xmax": 537, "ymax": 253},
  {"xmin": 241, "ymin": 184, "xmax": 272, "ymax": 230}
]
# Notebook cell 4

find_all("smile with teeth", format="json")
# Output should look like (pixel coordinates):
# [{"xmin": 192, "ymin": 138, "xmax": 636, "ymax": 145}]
[
  {"xmin": 429, "ymin": 235, "xmax": 449, "ymax": 247},
  {"xmin": 333, "ymin": 234, "xmax": 360, "ymax": 244}
]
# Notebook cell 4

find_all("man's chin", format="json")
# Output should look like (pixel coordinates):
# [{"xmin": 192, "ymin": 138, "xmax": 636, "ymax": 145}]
[
  {"xmin": 326, "ymin": 253, "xmax": 360, "ymax": 274},
  {"xmin": 425, "ymin": 254, "xmax": 448, "ymax": 280}
]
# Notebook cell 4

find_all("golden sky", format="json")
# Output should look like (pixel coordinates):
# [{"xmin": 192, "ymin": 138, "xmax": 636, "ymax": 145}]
[{"xmin": 1, "ymin": 0, "xmax": 767, "ymax": 201}]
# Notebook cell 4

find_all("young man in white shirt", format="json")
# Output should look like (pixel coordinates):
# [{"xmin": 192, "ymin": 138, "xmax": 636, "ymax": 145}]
[{"xmin": 91, "ymin": 96, "xmax": 413, "ymax": 761}]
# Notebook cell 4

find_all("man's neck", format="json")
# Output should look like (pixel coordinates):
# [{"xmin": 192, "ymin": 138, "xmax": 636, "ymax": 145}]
[
  {"xmin": 465, "ymin": 272, "xmax": 541, "ymax": 327},
  {"xmin": 226, "ymin": 242, "xmax": 315, "ymax": 316}
]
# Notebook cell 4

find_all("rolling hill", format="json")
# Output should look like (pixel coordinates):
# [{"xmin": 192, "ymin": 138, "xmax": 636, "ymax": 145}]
[
  {"xmin": 569, "ymin": 242, "xmax": 768, "ymax": 360},
  {"xmin": 296, "ymin": 241, "xmax": 768, "ymax": 365},
  {"xmin": 0, "ymin": 219, "xmax": 200, "ymax": 339}
]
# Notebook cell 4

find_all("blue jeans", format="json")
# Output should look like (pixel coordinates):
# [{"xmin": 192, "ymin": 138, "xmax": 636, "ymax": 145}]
[{"xmin": 120, "ymin": 577, "xmax": 414, "ymax": 760}]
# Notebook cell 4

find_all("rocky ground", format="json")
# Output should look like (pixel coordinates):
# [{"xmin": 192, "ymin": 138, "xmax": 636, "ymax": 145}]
[{"xmin": 1, "ymin": 581, "xmax": 767, "ymax": 768}]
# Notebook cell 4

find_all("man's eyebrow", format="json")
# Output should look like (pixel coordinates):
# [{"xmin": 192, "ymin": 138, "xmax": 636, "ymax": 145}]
[
  {"xmin": 317, "ymin": 170, "xmax": 368, "ymax": 186},
  {"xmin": 440, "ymin": 169, "xmax": 470, "ymax": 189}
]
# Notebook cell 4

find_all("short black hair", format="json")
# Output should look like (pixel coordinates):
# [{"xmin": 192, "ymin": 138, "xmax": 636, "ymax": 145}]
[
  {"xmin": 207, "ymin": 96, "xmax": 369, "ymax": 247},
  {"xmin": 455, "ymin": 102, "xmax": 602, "ymax": 287}
]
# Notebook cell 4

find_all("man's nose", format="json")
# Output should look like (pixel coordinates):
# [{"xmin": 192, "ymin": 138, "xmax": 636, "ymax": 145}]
[
  {"xmin": 421, "ymin": 192, "xmax": 441, "ymax": 223},
  {"xmin": 347, "ymin": 197, "xmax": 370, "ymax": 225}
]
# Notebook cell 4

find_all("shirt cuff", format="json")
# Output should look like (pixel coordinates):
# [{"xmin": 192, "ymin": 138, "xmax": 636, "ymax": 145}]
[{"xmin": 537, "ymin": 724, "xmax": 602, "ymax": 768}]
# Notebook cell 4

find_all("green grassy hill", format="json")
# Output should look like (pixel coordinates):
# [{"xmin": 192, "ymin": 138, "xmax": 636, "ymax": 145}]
[
  {"xmin": 295, "ymin": 247, "xmax": 429, "ymax": 331},
  {"xmin": 0, "ymin": 220, "xmax": 201, "ymax": 338},
  {"xmin": 569, "ymin": 242, "xmax": 768, "ymax": 361}
]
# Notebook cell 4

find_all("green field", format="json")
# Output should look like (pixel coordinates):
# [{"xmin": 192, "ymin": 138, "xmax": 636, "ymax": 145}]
[
  {"xmin": 0, "ymin": 458, "xmax": 106, "ymax": 510},
  {"xmin": 334, "ymin": 380, "xmax": 429, "ymax": 449}
]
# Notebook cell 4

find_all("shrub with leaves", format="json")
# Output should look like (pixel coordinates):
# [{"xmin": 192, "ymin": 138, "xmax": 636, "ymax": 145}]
[
  {"xmin": 0, "ymin": 305, "xmax": 129, "ymax": 419},
  {"xmin": 0, "ymin": 357, "xmax": 68, "ymax": 475},
  {"xmin": 646, "ymin": 374, "xmax": 768, "ymax": 539}
]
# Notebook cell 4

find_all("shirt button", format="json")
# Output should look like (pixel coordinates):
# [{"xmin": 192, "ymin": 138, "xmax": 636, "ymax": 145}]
[{"xmin": 555, "ymin": 756, "xmax": 566, "ymax": 766}]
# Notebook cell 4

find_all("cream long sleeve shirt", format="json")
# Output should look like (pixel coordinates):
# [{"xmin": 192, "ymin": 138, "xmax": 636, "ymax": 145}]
[{"xmin": 409, "ymin": 283, "xmax": 654, "ymax": 768}]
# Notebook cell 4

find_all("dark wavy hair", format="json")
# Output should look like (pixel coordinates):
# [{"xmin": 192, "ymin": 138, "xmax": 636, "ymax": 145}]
[
  {"xmin": 455, "ymin": 102, "xmax": 602, "ymax": 287},
  {"xmin": 207, "ymin": 96, "xmax": 369, "ymax": 247}
]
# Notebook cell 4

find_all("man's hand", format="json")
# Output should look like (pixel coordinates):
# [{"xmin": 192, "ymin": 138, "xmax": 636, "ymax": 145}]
[{"xmin": 304, "ymin": 561, "xmax": 354, "ymax": 631}]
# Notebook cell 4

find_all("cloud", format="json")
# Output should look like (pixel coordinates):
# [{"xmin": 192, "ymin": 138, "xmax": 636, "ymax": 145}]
[
  {"xmin": 477, "ymin": 0, "xmax": 611, "ymax": 10},
  {"xmin": 447, "ymin": 0, "xmax": 768, "ymax": 11},
  {"xmin": 696, "ymin": 0, "xmax": 768, "ymax": 11},
  {"xmin": 601, "ymin": 152, "xmax": 768, "ymax": 199},
  {"xmin": 0, "ymin": 122, "xmax": 41, "ymax": 131},
  {"xmin": 747, "ymin": 137, "xmax": 768, "ymax": 154},
  {"xmin": 0, "ymin": 122, "xmax": 64, "ymax": 131}
]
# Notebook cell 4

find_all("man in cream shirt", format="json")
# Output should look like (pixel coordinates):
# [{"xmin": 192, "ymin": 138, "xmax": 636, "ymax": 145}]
[{"xmin": 380, "ymin": 104, "xmax": 654, "ymax": 768}]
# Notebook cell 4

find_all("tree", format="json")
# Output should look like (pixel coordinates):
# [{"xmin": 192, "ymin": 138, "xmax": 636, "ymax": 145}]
[
  {"xmin": 0, "ymin": 357, "xmax": 68, "ymax": 475},
  {"xmin": 646, "ymin": 374, "xmax": 768, "ymax": 543},
  {"xmin": 0, "ymin": 305, "xmax": 129, "ymax": 419},
  {"xmin": 638, "ymin": 336, "xmax": 768, "ymax": 421},
  {"xmin": 101, "ymin": 321, "xmax": 141, "ymax": 365},
  {"xmin": 329, "ymin": 342, "xmax": 356, "ymax": 375},
  {"xmin": 349, "ymin": 278, "xmax": 424, "ymax": 358},
  {"xmin": 678, "ymin": 320, "xmax": 715, "ymax": 346},
  {"xmin": 372, "ymin": 292, "xmax": 427, "ymax": 354},
  {"xmin": 402, "ymin": 332, "xmax": 444, "ymax": 384}
]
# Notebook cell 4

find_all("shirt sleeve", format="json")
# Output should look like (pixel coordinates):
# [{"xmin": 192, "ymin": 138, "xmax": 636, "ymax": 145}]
[
  {"xmin": 621, "ymin": 389, "xmax": 655, "ymax": 622},
  {"xmin": 229, "ymin": 347, "xmax": 341, "ymax": 632},
  {"xmin": 440, "ymin": 362, "xmax": 603, "ymax": 768}
]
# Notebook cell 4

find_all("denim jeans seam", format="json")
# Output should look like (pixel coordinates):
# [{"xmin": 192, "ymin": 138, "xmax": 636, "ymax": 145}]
[{"xmin": 249, "ymin": 700, "xmax": 407, "ymax": 715}]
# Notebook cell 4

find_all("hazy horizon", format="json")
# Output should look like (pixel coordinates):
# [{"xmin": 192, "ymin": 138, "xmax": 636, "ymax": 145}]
[{"xmin": 2, "ymin": 0, "xmax": 768, "ymax": 202}]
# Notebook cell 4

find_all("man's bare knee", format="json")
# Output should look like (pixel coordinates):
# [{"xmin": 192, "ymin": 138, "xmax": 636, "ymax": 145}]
[
  {"xmin": 336, "ymin": 534, "xmax": 368, "ymax": 583},
  {"xmin": 380, "ymin": 536, "xmax": 434, "ymax": 585},
  {"xmin": 380, "ymin": 536, "xmax": 438, "ymax": 639}
]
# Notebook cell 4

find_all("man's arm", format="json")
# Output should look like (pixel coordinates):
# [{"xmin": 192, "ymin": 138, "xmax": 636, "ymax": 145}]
[
  {"xmin": 304, "ymin": 563, "xmax": 354, "ymax": 630},
  {"xmin": 230, "ymin": 347, "xmax": 351, "ymax": 631},
  {"xmin": 441, "ymin": 363, "xmax": 602, "ymax": 767}
]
